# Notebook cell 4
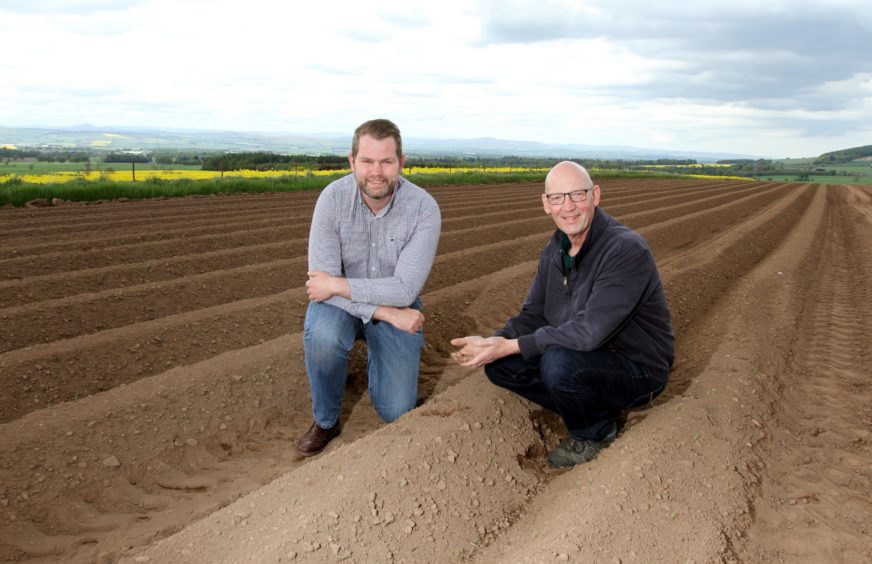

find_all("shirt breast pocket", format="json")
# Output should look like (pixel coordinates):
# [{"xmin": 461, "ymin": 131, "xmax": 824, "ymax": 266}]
[{"xmin": 385, "ymin": 232, "xmax": 410, "ymax": 262}]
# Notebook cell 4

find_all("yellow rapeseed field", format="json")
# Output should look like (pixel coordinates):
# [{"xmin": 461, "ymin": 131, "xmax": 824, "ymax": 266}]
[
  {"xmin": 0, "ymin": 166, "xmax": 549, "ymax": 184},
  {"xmin": 404, "ymin": 166, "xmax": 549, "ymax": 174},
  {"xmin": 641, "ymin": 163, "xmax": 735, "ymax": 169},
  {"xmin": 636, "ymin": 163, "xmax": 752, "ymax": 181},
  {"xmin": 0, "ymin": 168, "xmax": 346, "ymax": 184},
  {"xmin": 684, "ymin": 173, "xmax": 754, "ymax": 181}
]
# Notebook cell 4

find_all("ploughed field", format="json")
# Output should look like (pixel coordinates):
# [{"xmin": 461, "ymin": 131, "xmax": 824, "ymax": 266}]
[{"xmin": 1, "ymin": 179, "xmax": 870, "ymax": 563}]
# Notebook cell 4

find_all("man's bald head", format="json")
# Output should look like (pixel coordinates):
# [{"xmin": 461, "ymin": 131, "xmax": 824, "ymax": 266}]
[{"xmin": 545, "ymin": 161, "xmax": 594, "ymax": 193}]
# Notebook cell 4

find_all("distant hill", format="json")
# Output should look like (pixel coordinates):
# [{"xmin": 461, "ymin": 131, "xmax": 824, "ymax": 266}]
[
  {"xmin": 815, "ymin": 145, "xmax": 872, "ymax": 164},
  {"xmin": 0, "ymin": 126, "xmax": 347, "ymax": 154},
  {"xmin": 0, "ymin": 125, "xmax": 759, "ymax": 163}
]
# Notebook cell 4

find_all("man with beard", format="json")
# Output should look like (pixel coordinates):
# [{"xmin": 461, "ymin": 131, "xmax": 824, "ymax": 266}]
[
  {"xmin": 297, "ymin": 118, "xmax": 442, "ymax": 457},
  {"xmin": 451, "ymin": 161, "xmax": 673, "ymax": 467}
]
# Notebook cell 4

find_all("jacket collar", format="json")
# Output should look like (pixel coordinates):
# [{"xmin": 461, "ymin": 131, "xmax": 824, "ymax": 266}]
[{"xmin": 553, "ymin": 207, "xmax": 606, "ymax": 268}]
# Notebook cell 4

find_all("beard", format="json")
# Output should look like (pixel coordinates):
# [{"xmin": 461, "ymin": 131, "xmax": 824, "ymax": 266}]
[{"xmin": 357, "ymin": 175, "xmax": 398, "ymax": 201}]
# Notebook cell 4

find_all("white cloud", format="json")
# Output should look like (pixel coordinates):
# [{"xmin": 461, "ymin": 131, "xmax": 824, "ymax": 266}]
[{"xmin": 0, "ymin": 0, "xmax": 870, "ymax": 157}]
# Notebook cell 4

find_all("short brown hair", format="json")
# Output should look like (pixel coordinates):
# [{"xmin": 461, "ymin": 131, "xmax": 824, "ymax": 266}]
[{"xmin": 351, "ymin": 119, "xmax": 403, "ymax": 160}]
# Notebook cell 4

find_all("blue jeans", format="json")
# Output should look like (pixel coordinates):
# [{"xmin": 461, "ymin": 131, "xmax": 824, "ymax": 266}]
[
  {"xmin": 303, "ymin": 300, "xmax": 424, "ymax": 427},
  {"xmin": 484, "ymin": 348, "xmax": 664, "ymax": 441}
]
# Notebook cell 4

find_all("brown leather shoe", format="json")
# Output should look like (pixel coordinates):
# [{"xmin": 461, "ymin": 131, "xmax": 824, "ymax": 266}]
[{"xmin": 297, "ymin": 421, "xmax": 341, "ymax": 457}]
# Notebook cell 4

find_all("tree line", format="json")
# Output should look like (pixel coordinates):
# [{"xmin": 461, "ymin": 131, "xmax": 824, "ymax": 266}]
[
  {"xmin": 815, "ymin": 145, "xmax": 872, "ymax": 164},
  {"xmin": 200, "ymin": 153, "xmax": 347, "ymax": 171},
  {"xmin": 0, "ymin": 148, "xmax": 91, "ymax": 162}
]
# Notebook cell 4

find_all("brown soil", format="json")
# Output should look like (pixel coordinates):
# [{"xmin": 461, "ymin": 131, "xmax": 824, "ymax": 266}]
[{"xmin": 1, "ymin": 180, "xmax": 869, "ymax": 563}]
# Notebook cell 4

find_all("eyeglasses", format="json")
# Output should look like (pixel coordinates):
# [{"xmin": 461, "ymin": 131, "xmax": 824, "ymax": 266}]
[{"xmin": 544, "ymin": 188, "xmax": 593, "ymax": 206}]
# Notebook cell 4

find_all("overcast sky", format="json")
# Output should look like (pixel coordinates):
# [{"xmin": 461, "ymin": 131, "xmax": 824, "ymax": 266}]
[{"xmin": 1, "ymin": 0, "xmax": 870, "ymax": 158}]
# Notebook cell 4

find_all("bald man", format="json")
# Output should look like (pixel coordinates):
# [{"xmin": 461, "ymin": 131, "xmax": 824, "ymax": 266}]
[{"xmin": 451, "ymin": 161, "xmax": 674, "ymax": 467}]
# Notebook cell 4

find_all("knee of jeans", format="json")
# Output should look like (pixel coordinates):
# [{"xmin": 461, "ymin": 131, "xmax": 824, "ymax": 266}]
[
  {"xmin": 304, "ymin": 324, "xmax": 351, "ymax": 360},
  {"xmin": 483, "ymin": 363, "xmax": 499, "ymax": 383},
  {"xmin": 375, "ymin": 400, "xmax": 415, "ymax": 423},
  {"xmin": 540, "ymin": 348, "xmax": 583, "ymax": 390},
  {"xmin": 483, "ymin": 362, "xmax": 515, "ymax": 388}
]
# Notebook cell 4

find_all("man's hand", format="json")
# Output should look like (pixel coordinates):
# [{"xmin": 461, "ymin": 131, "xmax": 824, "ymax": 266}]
[
  {"xmin": 374, "ymin": 306, "xmax": 425, "ymax": 334},
  {"xmin": 306, "ymin": 271, "xmax": 350, "ymax": 302},
  {"xmin": 450, "ymin": 336, "xmax": 519, "ymax": 368}
]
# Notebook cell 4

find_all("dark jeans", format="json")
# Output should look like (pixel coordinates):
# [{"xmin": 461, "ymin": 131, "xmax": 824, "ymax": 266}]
[{"xmin": 484, "ymin": 348, "xmax": 664, "ymax": 442}]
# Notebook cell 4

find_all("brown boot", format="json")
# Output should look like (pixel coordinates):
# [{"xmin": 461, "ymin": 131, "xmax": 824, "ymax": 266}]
[{"xmin": 297, "ymin": 421, "xmax": 341, "ymax": 457}]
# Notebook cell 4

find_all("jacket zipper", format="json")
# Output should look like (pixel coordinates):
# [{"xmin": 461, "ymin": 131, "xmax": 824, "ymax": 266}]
[{"xmin": 559, "ymin": 246, "xmax": 571, "ymax": 291}]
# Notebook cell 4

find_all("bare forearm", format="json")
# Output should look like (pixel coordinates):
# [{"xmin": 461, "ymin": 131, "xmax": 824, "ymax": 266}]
[
  {"xmin": 450, "ymin": 336, "xmax": 519, "ymax": 367},
  {"xmin": 374, "ymin": 305, "xmax": 424, "ymax": 334},
  {"xmin": 307, "ymin": 271, "xmax": 350, "ymax": 302}
]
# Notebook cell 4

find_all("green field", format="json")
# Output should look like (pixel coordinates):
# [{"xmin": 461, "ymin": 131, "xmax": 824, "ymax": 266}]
[
  {"xmin": 0, "ymin": 161, "xmax": 201, "ymax": 174},
  {"xmin": 761, "ymin": 175, "xmax": 872, "ymax": 185},
  {"xmin": 760, "ymin": 158, "xmax": 872, "ymax": 185},
  {"xmin": 821, "ymin": 164, "xmax": 872, "ymax": 175}
]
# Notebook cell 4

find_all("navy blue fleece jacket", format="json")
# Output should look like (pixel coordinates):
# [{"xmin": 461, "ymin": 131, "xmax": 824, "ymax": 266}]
[{"xmin": 495, "ymin": 208, "xmax": 674, "ymax": 383}]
